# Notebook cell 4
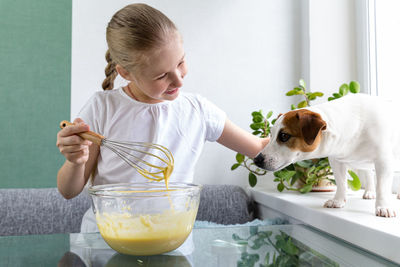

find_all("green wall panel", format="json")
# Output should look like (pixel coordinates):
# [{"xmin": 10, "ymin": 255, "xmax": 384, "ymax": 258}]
[{"xmin": 0, "ymin": 0, "xmax": 71, "ymax": 188}]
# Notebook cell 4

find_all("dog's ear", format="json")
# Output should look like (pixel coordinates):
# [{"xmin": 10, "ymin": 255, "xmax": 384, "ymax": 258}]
[{"xmin": 296, "ymin": 112, "xmax": 327, "ymax": 145}]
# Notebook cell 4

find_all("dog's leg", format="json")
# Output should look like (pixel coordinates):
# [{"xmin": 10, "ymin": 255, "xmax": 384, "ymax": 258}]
[
  {"xmin": 398, "ymin": 183, "xmax": 400, "ymax": 200},
  {"xmin": 374, "ymin": 158, "xmax": 396, "ymax": 217},
  {"xmin": 357, "ymin": 169, "xmax": 376, "ymax": 199},
  {"xmin": 324, "ymin": 158, "xmax": 347, "ymax": 208}
]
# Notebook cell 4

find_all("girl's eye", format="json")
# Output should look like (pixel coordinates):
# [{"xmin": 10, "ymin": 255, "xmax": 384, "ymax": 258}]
[
  {"xmin": 278, "ymin": 131, "xmax": 291, "ymax": 142},
  {"xmin": 178, "ymin": 60, "xmax": 185, "ymax": 66},
  {"xmin": 156, "ymin": 73, "xmax": 167, "ymax": 80}
]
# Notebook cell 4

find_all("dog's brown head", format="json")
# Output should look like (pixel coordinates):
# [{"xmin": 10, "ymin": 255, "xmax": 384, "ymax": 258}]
[
  {"xmin": 253, "ymin": 109, "xmax": 327, "ymax": 171},
  {"xmin": 280, "ymin": 109, "xmax": 327, "ymax": 151}
]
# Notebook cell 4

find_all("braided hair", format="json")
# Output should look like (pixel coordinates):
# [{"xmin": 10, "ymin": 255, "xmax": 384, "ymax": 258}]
[{"xmin": 102, "ymin": 3, "xmax": 177, "ymax": 90}]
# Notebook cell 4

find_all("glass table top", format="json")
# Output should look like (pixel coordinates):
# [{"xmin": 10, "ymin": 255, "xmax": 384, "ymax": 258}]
[{"xmin": 0, "ymin": 224, "xmax": 397, "ymax": 267}]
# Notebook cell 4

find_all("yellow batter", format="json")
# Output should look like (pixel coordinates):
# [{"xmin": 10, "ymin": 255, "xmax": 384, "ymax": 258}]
[
  {"xmin": 96, "ymin": 208, "xmax": 197, "ymax": 255},
  {"xmin": 95, "ymin": 148, "xmax": 199, "ymax": 256}
]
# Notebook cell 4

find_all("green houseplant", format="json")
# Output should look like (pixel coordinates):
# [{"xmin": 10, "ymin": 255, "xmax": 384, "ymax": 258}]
[
  {"xmin": 232, "ymin": 226, "xmax": 339, "ymax": 266},
  {"xmin": 231, "ymin": 79, "xmax": 362, "ymax": 193}
]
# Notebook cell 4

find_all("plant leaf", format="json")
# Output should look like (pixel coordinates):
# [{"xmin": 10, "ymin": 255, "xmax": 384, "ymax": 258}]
[
  {"xmin": 231, "ymin": 163, "xmax": 240, "ymax": 170},
  {"xmin": 274, "ymin": 170, "xmax": 296, "ymax": 181},
  {"xmin": 266, "ymin": 111, "xmax": 273, "ymax": 119},
  {"xmin": 313, "ymin": 92, "xmax": 324, "ymax": 97},
  {"xmin": 347, "ymin": 170, "xmax": 361, "ymax": 191},
  {"xmin": 291, "ymin": 104, "xmax": 296, "ymax": 110},
  {"xmin": 249, "ymin": 172, "xmax": 257, "ymax": 187},
  {"xmin": 250, "ymin": 123, "xmax": 260, "ymax": 130},
  {"xmin": 299, "ymin": 79, "xmax": 306, "ymax": 89},
  {"xmin": 264, "ymin": 252, "xmax": 270, "ymax": 265},
  {"xmin": 277, "ymin": 183, "xmax": 285, "ymax": 192},
  {"xmin": 349, "ymin": 81, "xmax": 361, "ymax": 93},
  {"xmin": 282, "ymin": 239, "xmax": 299, "ymax": 255},
  {"xmin": 297, "ymin": 101, "xmax": 307, "ymax": 108},
  {"xmin": 333, "ymin": 93, "xmax": 342, "ymax": 98},
  {"xmin": 299, "ymin": 184, "xmax": 313, "ymax": 193},
  {"xmin": 306, "ymin": 166, "xmax": 316, "ymax": 176},
  {"xmin": 257, "ymin": 231, "xmax": 273, "ymax": 238},
  {"xmin": 306, "ymin": 174, "xmax": 317, "ymax": 184},
  {"xmin": 290, "ymin": 175, "xmax": 298, "ymax": 186},
  {"xmin": 232, "ymin": 233, "xmax": 245, "ymax": 241},
  {"xmin": 339, "ymin": 83, "xmax": 349, "ymax": 96},
  {"xmin": 251, "ymin": 111, "xmax": 262, "ymax": 117},
  {"xmin": 236, "ymin": 153, "xmax": 245, "ymax": 163},
  {"xmin": 250, "ymin": 226, "xmax": 258, "ymax": 236},
  {"xmin": 252, "ymin": 115, "xmax": 263, "ymax": 123},
  {"xmin": 295, "ymin": 160, "xmax": 313, "ymax": 168}
]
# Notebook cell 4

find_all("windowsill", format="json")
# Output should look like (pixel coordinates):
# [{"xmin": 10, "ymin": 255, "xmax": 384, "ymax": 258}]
[{"xmin": 249, "ymin": 177, "xmax": 400, "ymax": 264}]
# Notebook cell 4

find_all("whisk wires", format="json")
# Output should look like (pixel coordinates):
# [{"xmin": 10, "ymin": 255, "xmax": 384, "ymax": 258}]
[{"xmin": 103, "ymin": 139, "xmax": 174, "ymax": 182}]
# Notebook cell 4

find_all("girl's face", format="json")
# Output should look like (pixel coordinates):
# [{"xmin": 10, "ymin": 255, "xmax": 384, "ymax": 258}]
[{"xmin": 127, "ymin": 32, "xmax": 187, "ymax": 104}]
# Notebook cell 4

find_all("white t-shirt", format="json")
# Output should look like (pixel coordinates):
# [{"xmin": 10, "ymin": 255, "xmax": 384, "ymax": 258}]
[
  {"xmin": 77, "ymin": 88, "xmax": 226, "ymax": 234},
  {"xmin": 78, "ymin": 87, "xmax": 226, "ymax": 186}
]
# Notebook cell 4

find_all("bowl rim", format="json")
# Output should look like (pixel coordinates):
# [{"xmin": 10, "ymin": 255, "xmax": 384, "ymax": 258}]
[{"xmin": 88, "ymin": 182, "xmax": 202, "ymax": 197}]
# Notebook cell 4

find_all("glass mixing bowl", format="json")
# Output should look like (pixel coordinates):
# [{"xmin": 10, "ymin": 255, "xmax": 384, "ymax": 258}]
[{"xmin": 88, "ymin": 182, "xmax": 201, "ymax": 256}]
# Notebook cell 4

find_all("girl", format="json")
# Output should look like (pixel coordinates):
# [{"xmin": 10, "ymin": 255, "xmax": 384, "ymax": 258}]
[{"xmin": 56, "ymin": 3, "xmax": 269, "ymax": 232}]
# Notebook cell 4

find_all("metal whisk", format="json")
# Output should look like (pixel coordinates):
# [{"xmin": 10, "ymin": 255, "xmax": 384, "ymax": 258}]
[{"xmin": 60, "ymin": 121, "xmax": 174, "ymax": 182}]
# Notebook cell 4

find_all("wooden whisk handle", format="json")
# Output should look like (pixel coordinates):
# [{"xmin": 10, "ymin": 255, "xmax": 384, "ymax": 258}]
[{"xmin": 60, "ymin": 120, "xmax": 104, "ymax": 146}]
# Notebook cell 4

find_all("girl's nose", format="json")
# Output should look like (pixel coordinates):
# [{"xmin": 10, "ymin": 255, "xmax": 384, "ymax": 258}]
[{"xmin": 171, "ymin": 69, "xmax": 184, "ymax": 88}]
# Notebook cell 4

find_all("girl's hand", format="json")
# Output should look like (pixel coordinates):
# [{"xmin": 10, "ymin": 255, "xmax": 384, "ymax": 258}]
[
  {"xmin": 56, "ymin": 118, "xmax": 92, "ymax": 165},
  {"xmin": 261, "ymin": 136, "xmax": 270, "ymax": 148}
]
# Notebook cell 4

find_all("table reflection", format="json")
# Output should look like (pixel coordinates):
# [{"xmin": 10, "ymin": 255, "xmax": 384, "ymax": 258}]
[
  {"xmin": 58, "ymin": 251, "xmax": 191, "ymax": 267},
  {"xmin": 27, "ymin": 224, "xmax": 396, "ymax": 267}
]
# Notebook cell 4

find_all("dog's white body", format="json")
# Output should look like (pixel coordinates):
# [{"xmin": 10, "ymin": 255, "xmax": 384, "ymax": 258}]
[{"xmin": 257, "ymin": 93, "xmax": 400, "ymax": 217}]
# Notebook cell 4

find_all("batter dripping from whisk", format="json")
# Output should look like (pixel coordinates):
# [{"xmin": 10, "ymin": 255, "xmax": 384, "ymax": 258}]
[{"xmin": 56, "ymin": 3, "xmax": 268, "ymax": 233}]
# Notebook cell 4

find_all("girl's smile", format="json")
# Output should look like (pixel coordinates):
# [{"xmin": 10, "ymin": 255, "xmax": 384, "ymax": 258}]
[{"xmin": 165, "ymin": 88, "xmax": 179, "ymax": 95}]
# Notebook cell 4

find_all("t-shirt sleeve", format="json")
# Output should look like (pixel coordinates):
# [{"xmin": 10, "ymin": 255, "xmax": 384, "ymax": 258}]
[
  {"xmin": 196, "ymin": 94, "xmax": 226, "ymax": 142},
  {"xmin": 75, "ymin": 93, "xmax": 101, "ymax": 133}
]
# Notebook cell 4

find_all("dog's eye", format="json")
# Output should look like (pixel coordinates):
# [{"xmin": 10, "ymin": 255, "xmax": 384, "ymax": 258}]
[{"xmin": 278, "ymin": 131, "xmax": 291, "ymax": 142}]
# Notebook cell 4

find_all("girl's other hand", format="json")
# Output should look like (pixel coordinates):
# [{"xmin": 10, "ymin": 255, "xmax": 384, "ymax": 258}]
[
  {"xmin": 261, "ymin": 136, "xmax": 270, "ymax": 148},
  {"xmin": 56, "ymin": 118, "xmax": 92, "ymax": 165}
]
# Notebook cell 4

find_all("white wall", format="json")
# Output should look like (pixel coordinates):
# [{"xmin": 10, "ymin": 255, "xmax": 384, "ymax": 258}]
[{"xmin": 71, "ymin": 0, "xmax": 358, "ymax": 188}]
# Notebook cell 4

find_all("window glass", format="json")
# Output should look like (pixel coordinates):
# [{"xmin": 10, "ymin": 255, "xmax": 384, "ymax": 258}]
[{"xmin": 374, "ymin": 0, "xmax": 400, "ymax": 98}]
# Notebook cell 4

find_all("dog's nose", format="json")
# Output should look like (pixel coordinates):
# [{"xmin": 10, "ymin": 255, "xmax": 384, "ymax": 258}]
[{"xmin": 253, "ymin": 153, "xmax": 265, "ymax": 168}]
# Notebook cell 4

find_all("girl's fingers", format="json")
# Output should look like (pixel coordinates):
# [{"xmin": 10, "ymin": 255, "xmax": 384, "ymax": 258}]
[
  {"xmin": 59, "ymin": 135, "xmax": 85, "ymax": 146},
  {"xmin": 58, "ymin": 137, "xmax": 92, "ymax": 148},
  {"xmin": 59, "ymin": 122, "xmax": 90, "ymax": 137},
  {"xmin": 73, "ymin": 118, "xmax": 85, "ymax": 124},
  {"xmin": 60, "ymin": 144, "xmax": 89, "ymax": 154},
  {"xmin": 83, "ymin": 140, "xmax": 92, "ymax": 146}
]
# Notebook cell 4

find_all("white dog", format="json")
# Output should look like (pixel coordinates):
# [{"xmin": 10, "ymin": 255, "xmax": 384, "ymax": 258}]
[{"xmin": 254, "ymin": 93, "xmax": 400, "ymax": 217}]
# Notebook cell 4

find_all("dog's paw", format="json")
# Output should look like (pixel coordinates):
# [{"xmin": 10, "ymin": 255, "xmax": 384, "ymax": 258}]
[
  {"xmin": 363, "ymin": 190, "xmax": 376, "ymax": 199},
  {"xmin": 324, "ymin": 199, "xmax": 345, "ymax": 208},
  {"xmin": 375, "ymin": 207, "xmax": 396, "ymax": 217}
]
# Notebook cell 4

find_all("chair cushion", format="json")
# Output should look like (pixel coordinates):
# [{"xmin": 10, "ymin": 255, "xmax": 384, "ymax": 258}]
[
  {"xmin": 0, "ymin": 188, "xmax": 90, "ymax": 236},
  {"xmin": 195, "ymin": 184, "xmax": 255, "ymax": 224}
]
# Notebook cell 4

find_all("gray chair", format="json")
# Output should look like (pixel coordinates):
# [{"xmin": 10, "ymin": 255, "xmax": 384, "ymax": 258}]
[{"xmin": 0, "ymin": 184, "xmax": 255, "ymax": 236}]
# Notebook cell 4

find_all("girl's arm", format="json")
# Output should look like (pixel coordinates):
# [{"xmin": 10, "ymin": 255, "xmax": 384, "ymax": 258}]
[
  {"xmin": 56, "ymin": 119, "xmax": 100, "ymax": 199},
  {"xmin": 217, "ymin": 118, "xmax": 269, "ymax": 158}
]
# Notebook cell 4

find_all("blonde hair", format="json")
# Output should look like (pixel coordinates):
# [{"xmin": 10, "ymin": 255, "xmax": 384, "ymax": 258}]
[{"xmin": 102, "ymin": 3, "xmax": 178, "ymax": 90}]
